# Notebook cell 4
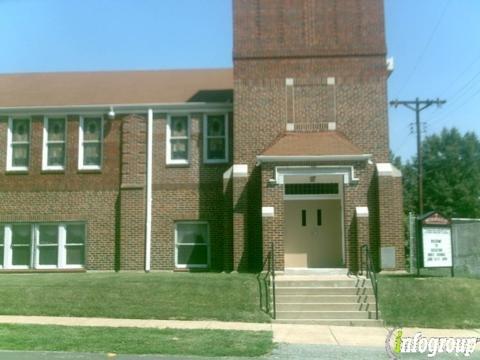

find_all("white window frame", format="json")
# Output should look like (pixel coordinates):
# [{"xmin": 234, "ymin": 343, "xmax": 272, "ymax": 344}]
[
  {"xmin": 166, "ymin": 114, "xmax": 190, "ymax": 165},
  {"xmin": 78, "ymin": 116, "xmax": 103, "ymax": 171},
  {"xmin": 63, "ymin": 223, "xmax": 86, "ymax": 270},
  {"xmin": 42, "ymin": 116, "xmax": 67, "ymax": 171},
  {"xmin": 4, "ymin": 224, "xmax": 33, "ymax": 270},
  {"xmin": 203, "ymin": 113, "xmax": 229, "ymax": 164},
  {"xmin": 0, "ymin": 223, "xmax": 86, "ymax": 270},
  {"xmin": 35, "ymin": 224, "xmax": 60, "ymax": 270},
  {"xmin": 6, "ymin": 117, "xmax": 31, "ymax": 172},
  {"xmin": 174, "ymin": 221, "xmax": 210, "ymax": 269}
]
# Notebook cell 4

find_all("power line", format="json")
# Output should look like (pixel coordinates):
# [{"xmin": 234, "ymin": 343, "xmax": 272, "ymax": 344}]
[
  {"xmin": 429, "ymin": 85, "xmax": 480, "ymax": 132},
  {"xmin": 425, "ymin": 64, "xmax": 480, "ymax": 121},
  {"xmin": 396, "ymin": 0, "xmax": 451, "ymax": 97}
]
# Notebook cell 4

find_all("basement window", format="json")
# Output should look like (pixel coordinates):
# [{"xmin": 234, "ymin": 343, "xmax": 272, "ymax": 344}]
[
  {"xmin": 43, "ymin": 117, "xmax": 66, "ymax": 171},
  {"xmin": 175, "ymin": 222, "xmax": 209, "ymax": 269},
  {"xmin": 0, "ymin": 223, "xmax": 85, "ymax": 270},
  {"xmin": 6, "ymin": 117, "xmax": 30, "ymax": 172},
  {"xmin": 167, "ymin": 115, "xmax": 190, "ymax": 165},
  {"xmin": 79, "ymin": 116, "xmax": 103, "ymax": 170},
  {"xmin": 204, "ymin": 114, "xmax": 228, "ymax": 163}
]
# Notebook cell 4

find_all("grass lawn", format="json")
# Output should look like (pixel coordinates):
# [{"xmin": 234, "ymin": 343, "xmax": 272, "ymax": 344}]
[
  {"xmin": 379, "ymin": 275, "xmax": 480, "ymax": 328},
  {"xmin": 0, "ymin": 273, "xmax": 270, "ymax": 323},
  {"xmin": 0, "ymin": 324, "xmax": 273, "ymax": 357}
]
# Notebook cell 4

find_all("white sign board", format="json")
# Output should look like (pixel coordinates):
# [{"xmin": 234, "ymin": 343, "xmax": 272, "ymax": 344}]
[{"xmin": 422, "ymin": 227, "xmax": 452, "ymax": 268}]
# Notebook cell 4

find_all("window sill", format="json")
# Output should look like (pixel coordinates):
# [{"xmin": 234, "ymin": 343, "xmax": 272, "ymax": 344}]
[
  {"xmin": 203, "ymin": 161, "xmax": 230, "ymax": 166},
  {"xmin": 0, "ymin": 268, "xmax": 86, "ymax": 273},
  {"xmin": 77, "ymin": 169, "xmax": 102, "ymax": 174},
  {"xmin": 5, "ymin": 170, "xmax": 29, "ymax": 175},
  {"xmin": 41, "ymin": 169, "xmax": 65, "ymax": 175},
  {"xmin": 166, "ymin": 163, "xmax": 190, "ymax": 168}
]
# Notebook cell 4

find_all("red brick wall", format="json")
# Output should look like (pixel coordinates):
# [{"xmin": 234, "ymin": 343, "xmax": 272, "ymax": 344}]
[
  {"xmin": 378, "ymin": 174, "xmax": 405, "ymax": 270},
  {"xmin": 149, "ymin": 113, "xmax": 234, "ymax": 271},
  {"xmin": 234, "ymin": 0, "xmax": 386, "ymax": 59},
  {"xmin": 0, "ymin": 115, "xmax": 121, "ymax": 270}
]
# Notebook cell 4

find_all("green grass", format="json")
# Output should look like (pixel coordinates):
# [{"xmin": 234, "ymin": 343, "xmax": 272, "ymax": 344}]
[
  {"xmin": 379, "ymin": 275, "xmax": 480, "ymax": 328},
  {"xmin": 0, "ymin": 273, "xmax": 270, "ymax": 323},
  {"xmin": 0, "ymin": 324, "xmax": 273, "ymax": 357}
]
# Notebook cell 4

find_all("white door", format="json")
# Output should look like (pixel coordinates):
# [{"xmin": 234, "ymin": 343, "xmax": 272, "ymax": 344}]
[{"xmin": 284, "ymin": 200, "xmax": 343, "ymax": 268}]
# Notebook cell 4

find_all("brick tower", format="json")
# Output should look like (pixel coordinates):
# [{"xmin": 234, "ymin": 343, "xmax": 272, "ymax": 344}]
[{"xmin": 230, "ymin": 0, "xmax": 405, "ymax": 272}]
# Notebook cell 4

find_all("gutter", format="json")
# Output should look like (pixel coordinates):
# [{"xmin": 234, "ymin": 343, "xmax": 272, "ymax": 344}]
[
  {"xmin": 0, "ymin": 102, "xmax": 232, "ymax": 115},
  {"xmin": 145, "ymin": 109, "xmax": 153, "ymax": 272},
  {"xmin": 256, "ymin": 154, "xmax": 372, "ymax": 163}
]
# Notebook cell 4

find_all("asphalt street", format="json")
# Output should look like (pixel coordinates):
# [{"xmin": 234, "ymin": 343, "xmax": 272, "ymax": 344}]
[{"xmin": 2, "ymin": 344, "xmax": 480, "ymax": 360}]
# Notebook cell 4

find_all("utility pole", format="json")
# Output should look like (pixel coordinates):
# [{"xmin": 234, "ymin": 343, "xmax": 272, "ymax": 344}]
[{"xmin": 390, "ymin": 98, "xmax": 446, "ymax": 215}]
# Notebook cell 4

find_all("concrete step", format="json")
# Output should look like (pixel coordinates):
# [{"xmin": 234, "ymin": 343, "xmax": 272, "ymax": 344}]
[
  {"xmin": 276, "ymin": 310, "xmax": 380, "ymax": 320},
  {"xmin": 274, "ymin": 319, "xmax": 384, "ymax": 327},
  {"xmin": 275, "ymin": 279, "xmax": 371, "ymax": 288},
  {"xmin": 276, "ymin": 287, "xmax": 374, "ymax": 296},
  {"xmin": 276, "ymin": 294, "xmax": 372, "ymax": 304},
  {"xmin": 277, "ymin": 303, "xmax": 377, "ymax": 311}
]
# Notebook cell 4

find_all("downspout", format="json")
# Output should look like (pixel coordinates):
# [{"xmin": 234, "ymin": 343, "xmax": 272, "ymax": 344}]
[{"xmin": 145, "ymin": 109, "xmax": 153, "ymax": 272}]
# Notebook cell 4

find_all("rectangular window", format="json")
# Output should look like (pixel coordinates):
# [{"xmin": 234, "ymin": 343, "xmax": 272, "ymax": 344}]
[
  {"xmin": 11, "ymin": 224, "xmax": 31, "ymax": 268},
  {"xmin": 285, "ymin": 183, "xmax": 339, "ymax": 196},
  {"xmin": 166, "ymin": 115, "xmax": 189, "ymax": 165},
  {"xmin": 79, "ymin": 117, "xmax": 103, "ymax": 170},
  {"xmin": 204, "ymin": 114, "xmax": 228, "ymax": 163},
  {"xmin": 0, "ymin": 223, "xmax": 85, "ymax": 270},
  {"xmin": 317, "ymin": 209, "xmax": 322, "ymax": 226},
  {"xmin": 7, "ymin": 118, "xmax": 30, "ymax": 171},
  {"xmin": 175, "ymin": 222, "xmax": 209, "ymax": 269},
  {"xmin": 43, "ymin": 117, "xmax": 66, "ymax": 171},
  {"xmin": 302, "ymin": 210, "xmax": 307, "ymax": 227},
  {"xmin": 37, "ymin": 225, "xmax": 59, "ymax": 267},
  {"xmin": 65, "ymin": 224, "xmax": 85, "ymax": 267}
]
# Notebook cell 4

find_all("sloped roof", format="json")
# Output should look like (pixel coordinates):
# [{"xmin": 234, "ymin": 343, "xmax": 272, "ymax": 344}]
[
  {"xmin": 0, "ymin": 68, "xmax": 233, "ymax": 108},
  {"xmin": 258, "ymin": 131, "xmax": 369, "ymax": 161}
]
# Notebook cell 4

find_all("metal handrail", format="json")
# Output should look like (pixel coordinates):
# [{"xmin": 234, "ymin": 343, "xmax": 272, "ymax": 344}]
[
  {"xmin": 257, "ymin": 242, "xmax": 276, "ymax": 319},
  {"xmin": 360, "ymin": 244, "xmax": 379, "ymax": 320}
]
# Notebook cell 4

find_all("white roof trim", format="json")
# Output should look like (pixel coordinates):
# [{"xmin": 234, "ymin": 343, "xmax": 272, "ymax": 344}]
[
  {"xmin": 257, "ymin": 154, "xmax": 372, "ymax": 163},
  {"xmin": 0, "ymin": 102, "xmax": 232, "ymax": 115}
]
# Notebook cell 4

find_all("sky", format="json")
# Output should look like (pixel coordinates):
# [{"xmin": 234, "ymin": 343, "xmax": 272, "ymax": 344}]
[{"xmin": 0, "ymin": 0, "xmax": 479, "ymax": 162}]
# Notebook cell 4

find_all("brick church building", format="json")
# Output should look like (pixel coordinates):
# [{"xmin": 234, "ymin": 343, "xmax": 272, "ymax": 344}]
[{"xmin": 0, "ymin": 0, "xmax": 404, "ymax": 272}]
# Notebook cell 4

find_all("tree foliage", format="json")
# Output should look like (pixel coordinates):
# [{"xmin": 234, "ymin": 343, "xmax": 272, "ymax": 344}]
[{"xmin": 395, "ymin": 128, "xmax": 480, "ymax": 218}]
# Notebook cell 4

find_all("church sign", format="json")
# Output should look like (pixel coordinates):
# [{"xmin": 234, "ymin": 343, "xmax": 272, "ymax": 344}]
[{"xmin": 418, "ymin": 212, "xmax": 454, "ymax": 275}]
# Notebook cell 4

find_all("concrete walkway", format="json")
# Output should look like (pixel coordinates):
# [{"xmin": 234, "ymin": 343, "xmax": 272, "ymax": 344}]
[{"xmin": 0, "ymin": 315, "xmax": 479, "ymax": 349}]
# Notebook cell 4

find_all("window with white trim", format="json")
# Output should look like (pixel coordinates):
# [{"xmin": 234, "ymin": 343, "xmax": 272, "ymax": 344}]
[
  {"xmin": 43, "ymin": 117, "xmax": 66, "ymax": 171},
  {"xmin": 11, "ymin": 224, "xmax": 31, "ymax": 268},
  {"xmin": 0, "ymin": 223, "xmax": 85, "ymax": 270},
  {"xmin": 204, "ymin": 114, "xmax": 228, "ymax": 163},
  {"xmin": 166, "ymin": 115, "xmax": 189, "ymax": 165},
  {"xmin": 7, "ymin": 118, "xmax": 30, "ymax": 171},
  {"xmin": 175, "ymin": 222, "xmax": 209, "ymax": 269},
  {"xmin": 79, "ymin": 117, "xmax": 103, "ymax": 170}
]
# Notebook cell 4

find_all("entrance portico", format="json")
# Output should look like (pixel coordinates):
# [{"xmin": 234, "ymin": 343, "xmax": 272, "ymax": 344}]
[{"xmin": 258, "ymin": 131, "xmax": 375, "ymax": 272}]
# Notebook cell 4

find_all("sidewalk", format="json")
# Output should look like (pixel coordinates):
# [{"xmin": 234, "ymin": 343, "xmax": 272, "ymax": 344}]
[{"xmin": 0, "ymin": 315, "xmax": 478, "ymax": 349}]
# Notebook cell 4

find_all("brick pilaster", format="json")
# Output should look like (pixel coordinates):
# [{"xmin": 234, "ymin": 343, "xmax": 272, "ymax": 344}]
[
  {"xmin": 377, "ymin": 163, "xmax": 405, "ymax": 270},
  {"xmin": 119, "ymin": 114, "xmax": 147, "ymax": 270}
]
